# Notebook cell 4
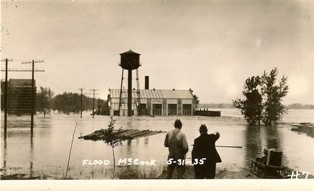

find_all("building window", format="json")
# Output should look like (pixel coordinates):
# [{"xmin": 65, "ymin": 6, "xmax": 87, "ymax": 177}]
[
  {"xmin": 152, "ymin": 104, "xmax": 162, "ymax": 116},
  {"xmin": 168, "ymin": 104, "xmax": 177, "ymax": 115},
  {"xmin": 182, "ymin": 104, "xmax": 192, "ymax": 115}
]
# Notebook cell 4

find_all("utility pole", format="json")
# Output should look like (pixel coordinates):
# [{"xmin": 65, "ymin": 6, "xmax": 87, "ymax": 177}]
[
  {"xmin": 89, "ymin": 89, "xmax": 99, "ymax": 118},
  {"xmin": 79, "ymin": 88, "xmax": 84, "ymax": 118},
  {"xmin": 1, "ymin": 58, "xmax": 13, "ymax": 141},
  {"xmin": 97, "ymin": 98, "xmax": 100, "ymax": 115},
  {"xmin": 22, "ymin": 60, "xmax": 44, "ymax": 134}
]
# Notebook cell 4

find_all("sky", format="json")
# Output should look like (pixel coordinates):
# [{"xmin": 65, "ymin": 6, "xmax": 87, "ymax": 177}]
[{"xmin": 1, "ymin": 0, "xmax": 314, "ymax": 104}]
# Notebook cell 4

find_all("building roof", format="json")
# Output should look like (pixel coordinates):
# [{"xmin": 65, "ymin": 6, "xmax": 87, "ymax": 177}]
[
  {"xmin": 109, "ymin": 89, "xmax": 194, "ymax": 99},
  {"xmin": 7, "ymin": 79, "xmax": 34, "ymax": 87},
  {"xmin": 120, "ymin": 50, "xmax": 140, "ymax": 55}
]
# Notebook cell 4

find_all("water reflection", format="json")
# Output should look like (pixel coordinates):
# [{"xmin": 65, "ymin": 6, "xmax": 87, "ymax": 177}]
[
  {"xmin": 126, "ymin": 140, "xmax": 132, "ymax": 156},
  {"xmin": 29, "ymin": 134, "xmax": 34, "ymax": 178},
  {"xmin": 244, "ymin": 125, "xmax": 283, "ymax": 167},
  {"xmin": 244, "ymin": 125, "xmax": 262, "ymax": 166},
  {"xmin": 264, "ymin": 126, "xmax": 281, "ymax": 149},
  {"xmin": 2, "ymin": 138, "xmax": 7, "ymax": 176},
  {"xmin": 144, "ymin": 137, "xmax": 149, "ymax": 145},
  {"xmin": 1, "ymin": 115, "xmax": 51, "ymax": 178}
]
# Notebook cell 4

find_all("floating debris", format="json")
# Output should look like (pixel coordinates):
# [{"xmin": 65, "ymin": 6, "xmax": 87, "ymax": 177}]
[
  {"xmin": 78, "ymin": 128, "xmax": 166, "ymax": 142},
  {"xmin": 291, "ymin": 123, "xmax": 314, "ymax": 138}
]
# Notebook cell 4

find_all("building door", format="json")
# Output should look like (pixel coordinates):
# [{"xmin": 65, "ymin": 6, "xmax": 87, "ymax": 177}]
[
  {"xmin": 114, "ymin": 110, "xmax": 120, "ymax": 116},
  {"xmin": 152, "ymin": 104, "xmax": 162, "ymax": 116},
  {"xmin": 168, "ymin": 104, "xmax": 177, "ymax": 115},
  {"xmin": 138, "ymin": 104, "xmax": 148, "ymax": 116},
  {"xmin": 182, "ymin": 104, "xmax": 192, "ymax": 115}
]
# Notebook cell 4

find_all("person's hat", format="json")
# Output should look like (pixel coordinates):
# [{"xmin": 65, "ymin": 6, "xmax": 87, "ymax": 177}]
[
  {"xmin": 174, "ymin": 119, "xmax": 182, "ymax": 128},
  {"xmin": 199, "ymin": 124, "xmax": 208, "ymax": 133}
]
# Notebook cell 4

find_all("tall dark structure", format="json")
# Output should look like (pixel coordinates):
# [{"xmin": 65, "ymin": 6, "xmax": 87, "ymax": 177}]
[
  {"xmin": 145, "ymin": 76, "xmax": 149, "ymax": 90},
  {"xmin": 1, "ymin": 79, "xmax": 36, "ymax": 115},
  {"xmin": 119, "ymin": 50, "xmax": 141, "ymax": 116}
]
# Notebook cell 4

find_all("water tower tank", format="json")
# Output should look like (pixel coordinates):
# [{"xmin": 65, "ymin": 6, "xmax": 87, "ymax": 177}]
[{"xmin": 120, "ymin": 50, "xmax": 141, "ymax": 70}]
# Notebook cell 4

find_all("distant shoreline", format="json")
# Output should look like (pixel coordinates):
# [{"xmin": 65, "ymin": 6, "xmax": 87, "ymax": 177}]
[{"xmin": 198, "ymin": 103, "xmax": 314, "ymax": 109}]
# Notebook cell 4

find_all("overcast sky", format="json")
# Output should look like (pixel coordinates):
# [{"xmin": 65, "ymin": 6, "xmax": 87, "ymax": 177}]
[{"xmin": 2, "ymin": 0, "xmax": 314, "ymax": 104}]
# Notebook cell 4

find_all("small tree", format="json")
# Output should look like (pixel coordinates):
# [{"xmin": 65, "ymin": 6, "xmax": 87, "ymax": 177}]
[
  {"xmin": 102, "ymin": 117, "xmax": 122, "ymax": 178},
  {"xmin": 233, "ymin": 76, "xmax": 263, "ymax": 125},
  {"xmin": 193, "ymin": 94, "xmax": 200, "ymax": 110},
  {"xmin": 233, "ymin": 68, "xmax": 288, "ymax": 126},
  {"xmin": 37, "ymin": 87, "xmax": 54, "ymax": 117},
  {"xmin": 261, "ymin": 68, "xmax": 288, "ymax": 126}
]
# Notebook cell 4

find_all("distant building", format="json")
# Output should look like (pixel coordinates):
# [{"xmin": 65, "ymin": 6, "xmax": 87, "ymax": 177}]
[
  {"xmin": 1, "ymin": 79, "xmax": 36, "ymax": 115},
  {"xmin": 108, "ymin": 89, "xmax": 196, "ymax": 116}
]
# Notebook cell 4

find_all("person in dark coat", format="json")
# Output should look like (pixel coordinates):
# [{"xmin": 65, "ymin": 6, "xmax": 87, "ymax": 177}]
[{"xmin": 192, "ymin": 124, "xmax": 222, "ymax": 179}]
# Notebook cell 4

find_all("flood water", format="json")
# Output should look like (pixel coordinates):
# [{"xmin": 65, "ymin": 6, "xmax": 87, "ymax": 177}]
[{"xmin": 1, "ymin": 109, "xmax": 314, "ymax": 179}]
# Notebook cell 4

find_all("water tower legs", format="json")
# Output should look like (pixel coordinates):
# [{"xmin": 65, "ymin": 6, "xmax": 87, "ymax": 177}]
[
  {"xmin": 128, "ymin": 70, "xmax": 132, "ymax": 116},
  {"xmin": 118, "ymin": 69, "xmax": 124, "ymax": 116},
  {"xmin": 118, "ymin": 68, "xmax": 134, "ymax": 116}
]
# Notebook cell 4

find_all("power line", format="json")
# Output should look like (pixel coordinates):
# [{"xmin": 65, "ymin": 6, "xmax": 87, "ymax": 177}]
[
  {"xmin": 1, "ymin": 69, "xmax": 45, "ymax": 72},
  {"xmin": 1, "ymin": 58, "xmax": 13, "ymax": 142},
  {"xmin": 1, "ymin": 59, "xmax": 45, "ymax": 139},
  {"xmin": 21, "ymin": 60, "xmax": 45, "ymax": 134},
  {"xmin": 79, "ymin": 88, "xmax": 84, "ymax": 118},
  {"xmin": 89, "ymin": 89, "xmax": 99, "ymax": 118}
]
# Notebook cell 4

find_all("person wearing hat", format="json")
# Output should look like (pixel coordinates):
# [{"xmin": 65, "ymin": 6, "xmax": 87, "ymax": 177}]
[
  {"xmin": 192, "ymin": 124, "xmax": 222, "ymax": 179},
  {"xmin": 164, "ymin": 119, "xmax": 189, "ymax": 179}
]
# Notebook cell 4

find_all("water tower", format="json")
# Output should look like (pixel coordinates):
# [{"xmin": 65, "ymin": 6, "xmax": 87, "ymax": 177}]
[{"xmin": 119, "ymin": 50, "xmax": 141, "ymax": 116}]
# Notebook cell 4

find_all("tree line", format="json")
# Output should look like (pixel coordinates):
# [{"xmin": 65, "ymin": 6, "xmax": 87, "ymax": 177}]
[
  {"xmin": 287, "ymin": 103, "xmax": 314, "ymax": 109},
  {"xmin": 36, "ymin": 88, "xmax": 110, "ymax": 117},
  {"xmin": 198, "ymin": 103, "xmax": 313, "ymax": 109}
]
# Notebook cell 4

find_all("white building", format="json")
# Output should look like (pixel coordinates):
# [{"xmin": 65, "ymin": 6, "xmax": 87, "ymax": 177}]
[{"xmin": 108, "ymin": 89, "xmax": 196, "ymax": 116}]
